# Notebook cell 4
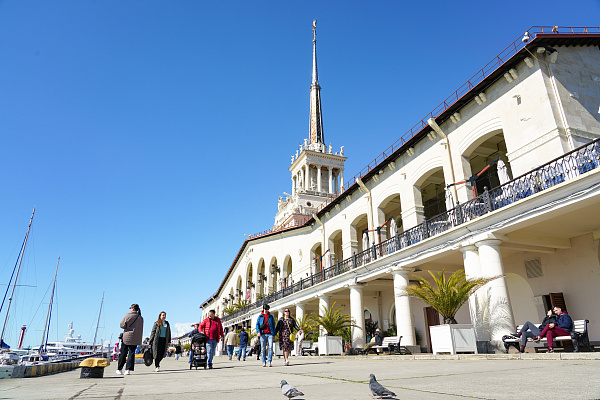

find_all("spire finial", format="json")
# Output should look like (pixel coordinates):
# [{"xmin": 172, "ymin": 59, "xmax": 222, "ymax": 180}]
[{"xmin": 309, "ymin": 18, "xmax": 324, "ymax": 145}]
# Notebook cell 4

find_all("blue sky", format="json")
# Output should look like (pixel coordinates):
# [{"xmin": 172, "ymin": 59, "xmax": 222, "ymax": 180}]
[{"xmin": 1, "ymin": 1, "xmax": 599, "ymax": 348}]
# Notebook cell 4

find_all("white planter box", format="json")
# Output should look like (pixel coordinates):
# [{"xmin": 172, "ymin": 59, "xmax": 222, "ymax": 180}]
[
  {"xmin": 429, "ymin": 324, "xmax": 477, "ymax": 355},
  {"xmin": 317, "ymin": 336, "xmax": 343, "ymax": 355}
]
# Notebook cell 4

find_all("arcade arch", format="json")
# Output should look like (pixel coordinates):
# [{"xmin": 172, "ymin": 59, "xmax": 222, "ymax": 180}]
[
  {"xmin": 327, "ymin": 229, "xmax": 343, "ymax": 265},
  {"xmin": 377, "ymin": 194, "xmax": 402, "ymax": 242},
  {"xmin": 461, "ymin": 130, "xmax": 512, "ymax": 198},
  {"xmin": 415, "ymin": 168, "xmax": 447, "ymax": 220}
]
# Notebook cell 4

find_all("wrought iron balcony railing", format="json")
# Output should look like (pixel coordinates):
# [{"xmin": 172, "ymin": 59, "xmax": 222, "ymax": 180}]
[{"xmin": 220, "ymin": 138, "xmax": 600, "ymax": 324}]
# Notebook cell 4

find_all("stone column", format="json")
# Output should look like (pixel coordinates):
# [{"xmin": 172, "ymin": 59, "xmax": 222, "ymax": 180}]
[
  {"xmin": 304, "ymin": 164, "xmax": 309, "ymax": 190},
  {"xmin": 277, "ymin": 309, "xmax": 283, "ymax": 322},
  {"xmin": 295, "ymin": 302, "xmax": 306, "ymax": 323},
  {"xmin": 316, "ymin": 164, "xmax": 322, "ymax": 193},
  {"xmin": 328, "ymin": 166, "xmax": 333, "ymax": 194},
  {"xmin": 476, "ymin": 239, "xmax": 515, "ymax": 344},
  {"xmin": 318, "ymin": 295, "xmax": 331, "ymax": 336},
  {"xmin": 460, "ymin": 245, "xmax": 491, "ymax": 347},
  {"xmin": 292, "ymin": 176, "xmax": 296, "ymax": 196},
  {"xmin": 392, "ymin": 270, "xmax": 415, "ymax": 346},
  {"xmin": 349, "ymin": 284, "xmax": 366, "ymax": 348}
]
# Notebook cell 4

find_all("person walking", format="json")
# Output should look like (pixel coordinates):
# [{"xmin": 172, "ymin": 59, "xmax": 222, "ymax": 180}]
[
  {"xmin": 149, "ymin": 311, "xmax": 172, "ymax": 372},
  {"xmin": 296, "ymin": 328, "xmax": 305, "ymax": 356},
  {"xmin": 255, "ymin": 304, "xmax": 276, "ymax": 367},
  {"xmin": 198, "ymin": 309, "xmax": 224, "ymax": 369},
  {"xmin": 237, "ymin": 327, "xmax": 249, "ymax": 361},
  {"xmin": 116, "ymin": 304, "xmax": 144, "ymax": 375},
  {"xmin": 275, "ymin": 308, "xmax": 300, "ymax": 366},
  {"xmin": 224, "ymin": 329, "xmax": 238, "ymax": 360},
  {"xmin": 175, "ymin": 342, "xmax": 182, "ymax": 361}
]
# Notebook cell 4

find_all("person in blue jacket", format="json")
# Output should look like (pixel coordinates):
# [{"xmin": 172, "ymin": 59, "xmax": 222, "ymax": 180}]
[
  {"xmin": 256, "ymin": 304, "xmax": 276, "ymax": 367},
  {"xmin": 237, "ymin": 327, "xmax": 249, "ymax": 361},
  {"xmin": 535, "ymin": 306, "xmax": 574, "ymax": 353}
]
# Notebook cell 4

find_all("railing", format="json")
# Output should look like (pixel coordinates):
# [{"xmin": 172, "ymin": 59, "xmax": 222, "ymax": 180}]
[
  {"xmin": 243, "ymin": 26, "xmax": 600, "ymax": 238},
  {"xmin": 220, "ymin": 138, "xmax": 600, "ymax": 324}
]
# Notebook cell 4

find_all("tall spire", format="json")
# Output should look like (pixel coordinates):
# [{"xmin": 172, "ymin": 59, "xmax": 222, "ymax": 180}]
[{"xmin": 309, "ymin": 18, "xmax": 324, "ymax": 145}]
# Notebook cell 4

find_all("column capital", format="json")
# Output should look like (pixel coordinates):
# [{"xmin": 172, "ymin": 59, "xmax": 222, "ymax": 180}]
[
  {"xmin": 316, "ymin": 294, "xmax": 331, "ymax": 301},
  {"xmin": 475, "ymin": 239, "xmax": 502, "ymax": 248},
  {"xmin": 459, "ymin": 244, "xmax": 478, "ymax": 253}
]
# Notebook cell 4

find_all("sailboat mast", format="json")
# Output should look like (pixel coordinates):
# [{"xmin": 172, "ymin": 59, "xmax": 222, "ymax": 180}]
[
  {"xmin": 92, "ymin": 292, "xmax": 104, "ymax": 354},
  {"xmin": 0, "ymin": 207, "xmax": 35, "ymax": 345},
  {"xmin": 41, "ymin": 257, "xmax": 59, "ymax": 352}
]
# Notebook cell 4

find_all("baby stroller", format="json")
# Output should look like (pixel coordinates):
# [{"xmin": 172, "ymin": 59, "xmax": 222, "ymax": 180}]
[{"xmin": 190, "ymin": 332, "xmax": 208, "ymax": 370}]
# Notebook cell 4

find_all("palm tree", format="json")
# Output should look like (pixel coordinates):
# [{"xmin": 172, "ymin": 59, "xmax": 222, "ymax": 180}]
[
  {"xmin": 404, "ymin": 269, "xmax": 500, "ymax": 324},
  {"xmin": 308, "ymin": 302, "xmax": 360, "ymax": 336}
]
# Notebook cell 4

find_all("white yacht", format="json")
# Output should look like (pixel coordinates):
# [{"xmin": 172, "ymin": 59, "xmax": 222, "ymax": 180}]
[{"xmin": 43, "ymin": 323, "xmax": 108, "ymax": 359}]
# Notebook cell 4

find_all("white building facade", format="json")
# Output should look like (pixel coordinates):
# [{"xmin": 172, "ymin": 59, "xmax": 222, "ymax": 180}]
[{"xmin": 201, "ymin": 26, "xmax": 600, "ymax": 353}]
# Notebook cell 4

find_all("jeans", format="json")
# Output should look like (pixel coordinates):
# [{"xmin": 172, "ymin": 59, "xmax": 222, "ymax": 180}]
[
  {"xmin": 237, "ymin": 344, "xmax": 247, "ymax": 360},
  {"xmin": 175, "ymin": 353, "xmax": 180, "ymax": 360},
  {"xmin": 260, "ymin": 334, "xmax": 273, "ymax": 364},
  {"xmin": 206, "ymin": 338, "xmax": 217, "ymax": 366},
  {"xmin": 117, "ymin": 344, "xmax": 137, "ymax": 371},
  {"xmin": 227, "ymin": 345, "xmax": 235, "ymax": 357},
  {"xmin": 519, "ymin": 321, "xmax": 542, "ymax": 347}
]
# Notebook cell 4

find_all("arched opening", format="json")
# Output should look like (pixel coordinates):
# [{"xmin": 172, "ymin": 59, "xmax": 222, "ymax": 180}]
[
  {"xmin": 236, "ymin": 276, "xmax": 243, "ymax": 303},
  {"xmin": 246, "ymin": 262, "xmax": 254, "ymax": 301},
  {"xmin": 328, "ymin": 229, "xmax": 343, "ymax": 265},
  {"xmin": 257, "ymin": 258, "xmax": 266, "ymax": 297},
  {"xmin": 310, "ymin": 242, "xmax": 322, "ymax": 274},
  {"xmin": 269, "ymin": 256, "xmax": 279, "ymax": 293},
  {"xmin": 462, "ymin": 130, "xmax": 512, "ymax": 198},
  {"xmin": 377, "ymin": 193, "xmax": 403, "ymax": 241},
  {"xmin": 416, "ymin": 168, "xmax": 447, "ymax": 220},
  {"xmin": 351, "ymin": 214, "xmax": 369, "ymax": 253},
  {"xmin": 282, "ymin": 255, "xmax": 293, "ymax": 288}
]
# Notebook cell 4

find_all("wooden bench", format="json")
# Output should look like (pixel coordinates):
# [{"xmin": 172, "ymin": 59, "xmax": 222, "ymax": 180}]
[
  {"xmin": 302, "ymin": 342, "xmax": 318, "ymax": 356},
  {"xmin": 502, "ymin": 319, "xmax": 591, "ymax": 353},
  {"xmin": 367, "ymin": 336, "xmax": 411, "ymax": 355}
]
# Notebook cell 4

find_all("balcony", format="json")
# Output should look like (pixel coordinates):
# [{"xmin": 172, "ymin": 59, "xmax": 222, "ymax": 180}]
[{"xmin": 222, "ymin": 138, "xmax": 600, "ymax": 324}]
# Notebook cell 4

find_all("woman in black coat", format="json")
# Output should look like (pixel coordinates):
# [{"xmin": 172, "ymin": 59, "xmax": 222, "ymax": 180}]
[{"xmin": 149, "ymin": 311, "xmax": 172, "ymax": 372}]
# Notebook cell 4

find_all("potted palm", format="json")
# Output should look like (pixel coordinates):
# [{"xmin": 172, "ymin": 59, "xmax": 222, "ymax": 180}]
[
  {"xmin": 308, "ymin": 302, "xmax": 359, "ymax": 355},
  {"xmin": 404, "ymin": 269, "xmax": 499, "ymax": 354}
]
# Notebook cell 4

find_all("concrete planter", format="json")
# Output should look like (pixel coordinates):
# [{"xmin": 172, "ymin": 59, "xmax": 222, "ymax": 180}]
[
  {"xmin": 317, "ymin": 336, "xmax": 343, "ymax": 355},
  {"xmin": 430, "ymin": 324, "xmax": 477, "ymax": 355}
]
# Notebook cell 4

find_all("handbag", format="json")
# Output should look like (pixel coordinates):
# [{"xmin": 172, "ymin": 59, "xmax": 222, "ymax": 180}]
[
  {"xmin": 143, "ymin": 347, "xmax": 153, "ymax": 367},
  {"xmin": 286, "ymin": 319, "xmax": 296, "ymax": 342}
]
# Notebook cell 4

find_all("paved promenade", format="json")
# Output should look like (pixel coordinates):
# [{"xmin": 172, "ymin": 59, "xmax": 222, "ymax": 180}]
[{"xmin": 3, "ymin": 354, "xmax": 600, "ymax": 399}]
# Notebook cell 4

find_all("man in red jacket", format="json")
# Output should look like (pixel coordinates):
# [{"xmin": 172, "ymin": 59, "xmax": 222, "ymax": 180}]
[{"xmin": 199, "ymin": 310, "xmax": 224, "ymax": 369}]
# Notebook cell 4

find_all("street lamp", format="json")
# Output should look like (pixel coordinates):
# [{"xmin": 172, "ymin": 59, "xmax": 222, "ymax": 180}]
[{"xmin": 271, "ymin": 264, "xmax": 280, "ymax": 279}]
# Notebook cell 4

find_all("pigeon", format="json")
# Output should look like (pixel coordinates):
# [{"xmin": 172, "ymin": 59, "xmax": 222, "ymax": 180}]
[
  {"xmin": 281, "ymin": 380, "xmax": 304, "ymax": 399},
  {"xmin": 369, "ymin": 374, "xmax": 396, "ymax": 398}
]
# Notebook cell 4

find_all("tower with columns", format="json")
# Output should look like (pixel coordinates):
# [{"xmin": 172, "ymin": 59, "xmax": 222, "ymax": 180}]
[{"xmin": 275, "ymin": 19, "xmax": 347, "ymax": 228}]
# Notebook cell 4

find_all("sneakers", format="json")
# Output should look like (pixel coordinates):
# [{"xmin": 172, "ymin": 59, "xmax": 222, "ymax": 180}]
[
  {"xmin": 533, "ymin": 336, "xmax": 541, "ymax": 343},
  {"xmin": 262, "ymin": 363, "xmax": 266, "ymax": 367},
  {"xmin": 155, "ymin": 367, "xmax": 160, "ymax": 372},
  {"xmin": 228, "ymin": 356, "xmax": 232, "ymax": 360},
  {"xmin": 116, "ymin": 369, "xmax": 123, "ymax": 375},
  {"xmin": 208, "ymin": 364, "xmax": 213, "ymax": 369},
  {"xmin": 124, "ymin": 370, "xmax": 131, "ymax": 375},
  {"xmin": 269, "ymin": 362, "xmax": 272, "ymax": 367},
  {"xmin": 548, "ymin": 349, "xmax": 554, "ymax": 353},
  {"xmin": 283, "ymin": 360, "xmax": 289, "ymax": 366}
]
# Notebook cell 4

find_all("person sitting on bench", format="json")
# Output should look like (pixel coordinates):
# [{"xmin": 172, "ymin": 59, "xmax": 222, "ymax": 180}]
[
  {"xmin": 535, "ymin": 306, "xmax": 574, "ymax": 353},
  {"xmin": 516, "ymin": 309, "xmax": 556, "ymax": 353}
]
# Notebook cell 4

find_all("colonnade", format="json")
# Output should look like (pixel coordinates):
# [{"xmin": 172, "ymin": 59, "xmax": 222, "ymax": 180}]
[
  {"xmin": 292, "ymin": 163, "xmax": 344, "ymax": 195},
  {"xmin": 281, "ymin": 238, "xmax": 515, "ymax": 351}
]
